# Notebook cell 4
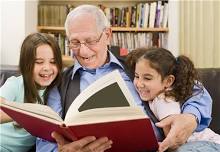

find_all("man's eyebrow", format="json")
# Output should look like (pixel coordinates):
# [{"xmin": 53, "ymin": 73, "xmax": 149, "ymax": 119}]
[{"xmin": 69, "ymin": 39, "xmax": 80, "ymax": 42}]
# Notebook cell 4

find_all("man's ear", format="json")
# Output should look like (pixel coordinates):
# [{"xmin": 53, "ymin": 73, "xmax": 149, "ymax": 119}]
[
  {"xmin": 104, "ymin": 28, "xmax": 112, "ymax": 45},
  {"xmin": 164, "ymin": 75, "xmax": 175, "ymax": 88}
]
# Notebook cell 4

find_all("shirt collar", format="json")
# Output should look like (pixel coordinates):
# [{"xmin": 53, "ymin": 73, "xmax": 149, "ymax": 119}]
[{"xmin": 71, "ymin": 51, "xmax": 124, "ymax": 79}]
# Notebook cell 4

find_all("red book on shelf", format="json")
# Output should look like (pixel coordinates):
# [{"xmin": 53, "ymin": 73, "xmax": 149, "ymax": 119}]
[{"xmin": 120, "ymin": 48, "xmax": 128, "ymax": 56}]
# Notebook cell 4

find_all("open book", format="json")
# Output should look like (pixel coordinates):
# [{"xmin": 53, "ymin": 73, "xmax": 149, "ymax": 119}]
[{"xmin": 0, "ymin": 70, "xmax": 158, "ymax": 151}]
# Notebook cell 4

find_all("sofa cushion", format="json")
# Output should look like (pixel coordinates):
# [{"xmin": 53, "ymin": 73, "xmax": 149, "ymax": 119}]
[{"xmin": 0, "ymin": 65, "xmax": 19, "ymax": 87}]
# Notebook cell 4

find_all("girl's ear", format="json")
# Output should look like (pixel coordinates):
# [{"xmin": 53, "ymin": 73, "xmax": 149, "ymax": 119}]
[{"xmin": 164, "ymin": 75, "xmax": 175, "ymax": 88}]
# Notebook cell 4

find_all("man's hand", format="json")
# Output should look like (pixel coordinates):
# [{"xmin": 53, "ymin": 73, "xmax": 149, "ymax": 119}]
[
  {"xmin": 156, "ymin": 114, "xmax": 197, "ymax": 152},
  {"xmin": 52, "ymin": 132, "xmax": 112, "ymax": 152}
]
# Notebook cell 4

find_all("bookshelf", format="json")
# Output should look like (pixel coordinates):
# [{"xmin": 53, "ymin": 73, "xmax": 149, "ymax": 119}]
[
  {"xmin": 62, "ymin": 55, "xmax": 74, "ymax": 67},
  {"xmin": 37, "ymin": 0, "xmax": 169, "ymax": 67},
  {"xmin": 38, "ymin": 26, "xmax": 168, "ymax": 32}
]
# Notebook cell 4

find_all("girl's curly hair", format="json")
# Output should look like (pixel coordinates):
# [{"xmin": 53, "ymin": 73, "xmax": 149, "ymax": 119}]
[{"xmin": 126, "ymin": 47, "xmax": 203, "ymax": 104}]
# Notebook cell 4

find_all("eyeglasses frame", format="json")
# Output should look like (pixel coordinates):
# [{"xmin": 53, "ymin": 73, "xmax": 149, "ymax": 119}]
[{"xmin": 67, "ymin": 30, "xmax": 105, "ymax": 50}]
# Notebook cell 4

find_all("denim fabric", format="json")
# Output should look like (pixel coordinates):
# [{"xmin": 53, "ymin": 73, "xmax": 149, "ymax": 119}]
[{"xmin": 176, "ymin": 141, "xmax": 220, "ymax": 152}]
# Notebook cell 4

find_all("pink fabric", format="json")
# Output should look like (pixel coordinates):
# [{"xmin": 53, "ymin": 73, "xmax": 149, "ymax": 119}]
[{"xmin": 188, "ymin": 128, "xmax": 220, "ymax": 144}]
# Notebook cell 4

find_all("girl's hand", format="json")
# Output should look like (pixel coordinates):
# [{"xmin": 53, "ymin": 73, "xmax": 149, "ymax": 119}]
[{"xmin": 0, "ymin": 98, "xmax": 13, "ymax": 124}]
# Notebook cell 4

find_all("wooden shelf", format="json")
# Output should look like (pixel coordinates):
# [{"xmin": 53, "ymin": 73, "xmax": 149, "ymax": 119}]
[
  {"xmin": 111, "ymin": 27, "xmax": 168, "ymax": 32},
  {"xmin": 40, "ymin": 0, "xmax": 150, "ymax": 2},
  {"xmin": 38, "ymin": 26, "xmax": 65, "ymax": 33},
  {"xmin": 62, "ymin": 55, "xmax": 74, "ymax": 67},
  {"xmin": 38, "ymin": 26, "xmax": 168, "ymax": 32}
]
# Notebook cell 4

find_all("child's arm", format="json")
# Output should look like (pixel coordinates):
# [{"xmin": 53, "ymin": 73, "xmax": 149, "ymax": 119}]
[
  {"xmin": 0, "ymin": 110, "xmax": 13, "ymax": 123},
  {"xmin": 0, "ymin": 97, "xmax": 13, "ymax": 123}
]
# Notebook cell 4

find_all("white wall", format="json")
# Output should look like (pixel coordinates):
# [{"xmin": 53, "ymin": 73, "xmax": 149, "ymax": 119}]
[
  {"xmin": 1, "ymin": 0, "xmax": 37, "ymax": 65},
  {"xmin": 168, "ymin": 0, "xmax": 180, "ymax": 57},
  {"xmin": 25, "ymin": 0, "xmax": 38, "ymax": 35}
]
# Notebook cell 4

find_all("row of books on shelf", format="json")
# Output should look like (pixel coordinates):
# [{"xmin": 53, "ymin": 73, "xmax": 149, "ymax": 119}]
[
  {"xmin": 112, "ymin": 32, "xmax": 168, "ymax": 52},
  {"xmin": 38, "ymin": 4, "xmax": 74, "ymax": 27},
  {"xmin": 100, "ymin": 1, "xmax": 168, "ymax": 28},
  {"xmin": 50, "ymin": 32, "xmax": 168, "ymax": 57},
  {"xmin": 52, "ymin": 33, "xmax": 73, "ymax": 57},
  {"xmin": 38, "ymin": 1, "xmax": 168, "ymax": 28}
]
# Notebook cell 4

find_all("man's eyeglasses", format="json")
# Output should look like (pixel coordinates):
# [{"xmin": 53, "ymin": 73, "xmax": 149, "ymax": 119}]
[{"xmin": 67, "ymin": 31, "xmax": 104, "ymax": 50}]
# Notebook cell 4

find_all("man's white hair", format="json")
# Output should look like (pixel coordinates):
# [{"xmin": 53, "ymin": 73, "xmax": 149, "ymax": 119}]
[{"xmin": 65, "ymin": 5, "xmax": 110, "ymax": 37}]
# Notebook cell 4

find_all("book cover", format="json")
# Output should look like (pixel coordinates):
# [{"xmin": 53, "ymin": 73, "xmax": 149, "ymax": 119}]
[{"xmin": 0, "ymin": 70, "xmax": 158, "ymax": 151}]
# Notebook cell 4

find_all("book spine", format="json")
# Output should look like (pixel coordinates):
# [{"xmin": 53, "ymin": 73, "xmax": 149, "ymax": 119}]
[{"xmin": 58, "ymin": 124, "xmax": 78, "ymax": 141}]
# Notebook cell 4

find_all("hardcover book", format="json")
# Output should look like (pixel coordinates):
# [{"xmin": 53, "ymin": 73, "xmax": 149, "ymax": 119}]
[{"xmin": 0, "ymin": 70, "xmax": 158, "ymax": 152}]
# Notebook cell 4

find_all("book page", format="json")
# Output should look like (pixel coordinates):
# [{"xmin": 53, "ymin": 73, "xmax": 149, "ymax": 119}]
[
  {"xmin": 1, "ymin": 100, "xmax": 63, "ymax": 122},
  {"xmin": 65, "ymin": 70, "xmax": 136, "ymax": 121},
  {"xmin": 65, "ymin": 106, "xmax": 148, "ymax": 125}
]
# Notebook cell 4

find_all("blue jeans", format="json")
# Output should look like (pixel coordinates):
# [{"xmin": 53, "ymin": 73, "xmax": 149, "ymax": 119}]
[{"xmin": 176, "ymin": 141, "xmax": 220, "ymax": 152}]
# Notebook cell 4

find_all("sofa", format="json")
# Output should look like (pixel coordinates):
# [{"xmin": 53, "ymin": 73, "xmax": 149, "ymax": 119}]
[
  {"xmin": 197, "ymin": 68, "xmax": 220, "ymax": 134},
  {"xmin": 0, "ymin": 65, "xmax": 219, "ymax": 135}
]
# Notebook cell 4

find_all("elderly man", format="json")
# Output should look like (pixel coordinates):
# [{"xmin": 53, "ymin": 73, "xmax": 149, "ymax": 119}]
[{"xmin": 36, "ymin": 5, "xmax": 213, "ymax": 152}]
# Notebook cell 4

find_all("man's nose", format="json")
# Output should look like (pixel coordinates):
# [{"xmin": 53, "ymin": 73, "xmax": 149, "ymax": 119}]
[{"xmin": 78, "ymin": 43, "xmax": 90, "ymax": 56}]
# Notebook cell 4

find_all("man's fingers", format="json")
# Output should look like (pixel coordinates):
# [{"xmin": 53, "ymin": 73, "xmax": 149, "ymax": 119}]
[
  {"xmin": 53, "ymin": 134, "xmax": 98, "ymax": 152},
  {"xmin": 83, "ymin": 137, "xmax": 112, "ymax": 152},
  {"xmin": 158, "ymin": 142, "xmax": 167, "ymax": 152},
  {"xmin": 156, "ymin": 116, "xmax": 176, "ymax": 152},
  {"xmin": 158, "ymin": 135, "xmax": 173, "ymax": 152},
  {"xmin": 52, "ymin": 133, "xmax": 112, "ymax": 152},
  {"xmin": 95, "ymin": 142, "xmax": 112, "ymax": 152},
  {"xmin": 158, "ymin": 122, "xmax": 178, "ymax": 152},
  {"xmin": 52, "ymin": 131, "xmax": 67, "ymax": 146},
  {"xmin": 156, "ymin": 115, "xmax": 174, "ymax": 128},
  {"xmin": 75, "ymin": 136, "xmax": 97, "ymax": 147},
  {"xmin": 158, "ymin": 114, "xmax": 196, "ymax": 151}
]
